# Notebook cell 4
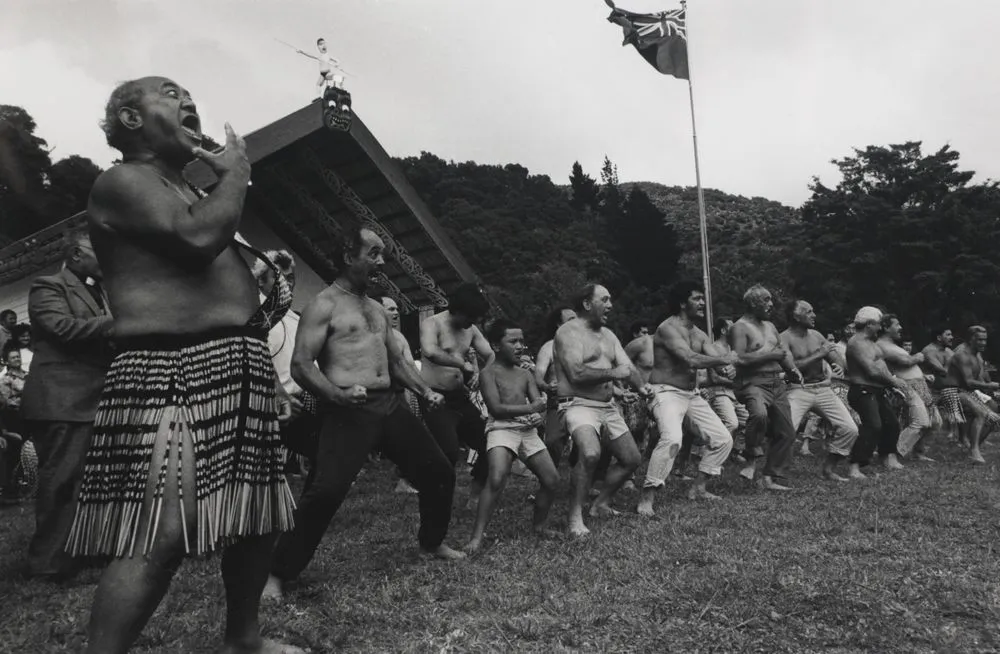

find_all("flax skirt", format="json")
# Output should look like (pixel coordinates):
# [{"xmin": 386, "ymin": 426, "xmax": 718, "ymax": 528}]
[{"xmin": 66, "ymin": 328, "xmax": 295, "ymax": 558}]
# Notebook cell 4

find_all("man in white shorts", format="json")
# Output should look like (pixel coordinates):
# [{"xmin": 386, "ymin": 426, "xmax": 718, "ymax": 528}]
[{"xmin": 554, "ymin": 284, "xmax": 649, "ymax": 537}]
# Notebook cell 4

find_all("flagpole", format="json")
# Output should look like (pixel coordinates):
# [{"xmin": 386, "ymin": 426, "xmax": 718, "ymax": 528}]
[{"xmin": 681, "ymin": 0, "xmax": 714, "ymax": 340}]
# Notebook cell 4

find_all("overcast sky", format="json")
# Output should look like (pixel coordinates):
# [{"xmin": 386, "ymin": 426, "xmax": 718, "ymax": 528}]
[{"xmin": 3, "ymin": 0, "xmax": 999, "ymax": 207}]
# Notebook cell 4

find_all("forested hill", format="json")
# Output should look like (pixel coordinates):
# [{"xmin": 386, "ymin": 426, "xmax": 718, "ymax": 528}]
[
  {"xmin": 623, "ymin": 182, "xmax": 801, "ymax": 323},
  {"xmin": 399, "ymin": 143, "xmax": 1000, "ymax": 353},
  {"xmin": 396, "ymin": 152, "xmax": 802, "ymax": 345}
]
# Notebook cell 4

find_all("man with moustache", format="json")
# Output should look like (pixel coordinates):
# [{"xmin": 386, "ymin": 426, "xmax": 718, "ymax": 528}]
[{"xmin": 66, "ymin": 77, "xmax": 301, "ymax": 654}]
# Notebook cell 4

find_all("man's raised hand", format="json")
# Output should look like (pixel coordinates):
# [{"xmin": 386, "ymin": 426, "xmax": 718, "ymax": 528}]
[{"xmin": 191, "ymin": 122, "xmax": 250, "ymax": 181}]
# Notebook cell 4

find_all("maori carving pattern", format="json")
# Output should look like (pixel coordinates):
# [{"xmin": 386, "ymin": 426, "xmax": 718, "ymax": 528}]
[
  {"xmin": 296, "ymin": 146, "xmax": 451, "ymax": 308},
  {"xmin": 259, "ymin": 168, "xmax": 417, "ymax": 313}
]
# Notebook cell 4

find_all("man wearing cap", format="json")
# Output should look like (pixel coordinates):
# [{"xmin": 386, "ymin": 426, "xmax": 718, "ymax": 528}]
[{"xmin": 845, "ymin": 306, "xmax": 910, "ymax": 478}]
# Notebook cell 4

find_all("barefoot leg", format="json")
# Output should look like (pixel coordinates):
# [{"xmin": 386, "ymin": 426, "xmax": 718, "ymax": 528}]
[{"xmin": 467, "ymin": 447, "xmax": 514, "ymax": 550}]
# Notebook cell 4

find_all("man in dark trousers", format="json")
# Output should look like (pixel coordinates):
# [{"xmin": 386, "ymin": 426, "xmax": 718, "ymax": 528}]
[{"xmin": 21, "ymin": 231, "xmax": 114, "ymax": 579}]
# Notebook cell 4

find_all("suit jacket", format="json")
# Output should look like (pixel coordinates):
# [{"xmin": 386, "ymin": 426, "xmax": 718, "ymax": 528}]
[{"xmin": 21, "ymin": 268, "xmax": 114, "ymax": 423}]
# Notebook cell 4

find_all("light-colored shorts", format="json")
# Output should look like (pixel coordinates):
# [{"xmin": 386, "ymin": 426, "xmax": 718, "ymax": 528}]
[
  {"xmin": 486, "ymin": 420, "xmax": 547, "ymax": 460},
  {"xmin": 558, "ymin": 396, "xmax": 630, "ymax": 442}
]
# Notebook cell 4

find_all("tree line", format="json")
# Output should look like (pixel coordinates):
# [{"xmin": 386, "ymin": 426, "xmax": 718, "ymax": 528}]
[{"xmin": 4, "ymin": 105, "xmax": 998, "ymax": 355}]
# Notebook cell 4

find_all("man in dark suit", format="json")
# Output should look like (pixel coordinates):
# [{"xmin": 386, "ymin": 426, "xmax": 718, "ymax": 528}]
[{"xmin": 22, "ymin": 231, "xmax": 114, "ymax": 579}]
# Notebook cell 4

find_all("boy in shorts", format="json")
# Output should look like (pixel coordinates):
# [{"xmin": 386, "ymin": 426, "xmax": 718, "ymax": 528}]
[{"xmin": 466, "ymin": 319, "xmax": 560, "ymax": 553}]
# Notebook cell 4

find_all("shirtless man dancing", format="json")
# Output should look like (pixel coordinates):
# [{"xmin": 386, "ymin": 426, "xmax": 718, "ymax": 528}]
[
  {"xmin": 264, "ymin": 225, "xmax": 461, "ymax": 602},
  {"xmin": 948, "ymin": 326, "xmax": 1000, "ymax": 463},
  {"xmin": 779, "ymin": 300, "xmax": 858, "ymax": 481},
  {"xmin": 637, "ymin": 282, "xmax": 735, "ymax": 516},
  {"xmin": 845, "ymin": 307, "xmax": 910, "ymax": 477},
  {"xmin": 67, "ymin": 77, "xmax": 301, "ymax": 653},
  {"xmin": 730, "ymin": 285, "xmax": 803, "ymax": 490},
  {"xmin": 877, "ymin": 314, "xmax": 933, "ymax": 459},
  {"xmin": 921, "ymin": 327, "xmax": 960, "ymax": 436},
  {"xmin": 420, "ymin": 283, "xmax": 494, "ymax": 496},
  {"xmin": 554, "ymin": 284, "xmax": 649, "ymax": 536}
]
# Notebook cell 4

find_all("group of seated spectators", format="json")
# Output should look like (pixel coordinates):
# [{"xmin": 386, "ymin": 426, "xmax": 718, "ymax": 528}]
[{"xmin": 0, "ymin": 308, "xmax": 34, "ymax": 503}]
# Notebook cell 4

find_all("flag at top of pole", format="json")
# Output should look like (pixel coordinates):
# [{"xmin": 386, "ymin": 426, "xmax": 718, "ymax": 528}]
[{"xmin": 605, "ymin": 0, "xmax": 688, "ymax": 79}]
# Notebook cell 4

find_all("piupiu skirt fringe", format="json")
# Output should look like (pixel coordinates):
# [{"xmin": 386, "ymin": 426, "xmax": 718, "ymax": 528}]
[{"xmin": 66, "ymin": 327, "xmax": 295, "ymax": 558}]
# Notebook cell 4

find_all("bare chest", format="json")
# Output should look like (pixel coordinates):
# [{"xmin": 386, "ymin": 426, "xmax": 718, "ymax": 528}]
[
  {"xmin": 494, "ymin": 367, "xmax": 529, "ymax": 404},
  {"xmin": 437, "ymin": 323, "xmax": 474, "ymax": 355}
]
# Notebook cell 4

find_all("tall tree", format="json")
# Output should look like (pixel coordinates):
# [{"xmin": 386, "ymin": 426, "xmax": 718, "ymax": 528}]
[
  {"xmin": 48, "ymin": 155, "xmax": 102, "ymax": 219},
  {"xmin": 0, "ymin": 105, "xmax": 54, "ymax": 239},
  {"xmin": 612, "ymin": 187, "xmax": 680, "ymax": 289},
  {"xmin": 794, "ymin": 141, "xmax": 1000, "ymax": 343},
  {"xmin": 0, "ymin": 105, "xmax": 104, "ymax": 243},
  {"xmin": 599, "ymin": 155, "xmax": 622, "ymax": 220},
  {"xmin": 568, "ymin": 161, "xmax": 599, "ymax": 210}
]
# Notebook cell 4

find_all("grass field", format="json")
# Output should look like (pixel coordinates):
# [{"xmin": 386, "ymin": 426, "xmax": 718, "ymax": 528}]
[{"xmin": 2, "ymin": 441, "xmax": 1000, "ymax": 654}]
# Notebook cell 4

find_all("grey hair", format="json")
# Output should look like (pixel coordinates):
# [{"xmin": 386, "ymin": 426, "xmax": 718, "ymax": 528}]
[
  {"xmin": 101, "ymin": 79, "xmax": 147, "ymax": 153},
  {"xmin": 742, "ymin": 284, "xmax": 770, "ymax": 307}
]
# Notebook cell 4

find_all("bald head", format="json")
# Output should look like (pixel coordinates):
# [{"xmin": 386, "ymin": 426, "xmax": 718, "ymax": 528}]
[{"xmin": 102, "ymin": 76, "xmax": 202, "ymax": 159}]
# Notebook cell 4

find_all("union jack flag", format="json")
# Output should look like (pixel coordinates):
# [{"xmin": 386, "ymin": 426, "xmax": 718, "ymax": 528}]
[{"xmin": 606, "ymin": 1, "xmax": 689, "ymax": 80}]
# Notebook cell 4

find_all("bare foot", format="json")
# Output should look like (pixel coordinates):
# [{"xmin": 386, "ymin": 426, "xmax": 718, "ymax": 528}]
[
  {"xmin": 822, "ymin": 470, "xmax": 849, "ymax": 482},
  {"xmin": 422, "ymin": 544, "xmax": 467, "ymax": 561},
  {"xmin": 636, "ymin": 499, "xmax": 655, "ymax": 517},
  {"xmin": 739, "ymin": 463, "xmax": 756, "ymax": 481},
  {"xmin": 220, "ymin": 638, "xmax": 306, "ymax": 654},
  {"xmin": 759, "ymin": 476, "xmax": 791, "ymax": 491},
  {"xmin": 464, "ymin": 538, "xmax": 483, "ymax": 554},
  {"xmin": 395, "ymin": 479, "xmax": 418, "ymax": 494},
  {"xmin": 847, "ymin": 464, "xmax": 867, "ymax": 480},
  {"xmin": 260, "ymin": 575, "xmax": 284, "ymax": 603},
  {"xmin": 799, "ymin": 444, "xmax": 813, "ymax": 456},
  {"xmin": 687, "ymin": 486, "xmax": 721, "ymax": 501},
  {"xmin": 884, "ymin": 454, "xmax": 905, "ymax": 470},
  {"xmin": 567, "ymin": 522, "xmax": 591, "ymax": 538},
  {"xmin": 589, "ymin": 503, "xmax": 622, "ymax": 518},
  {"xmin": 970, "ymin": 451, "xmax": 986, "ymax": 464}
]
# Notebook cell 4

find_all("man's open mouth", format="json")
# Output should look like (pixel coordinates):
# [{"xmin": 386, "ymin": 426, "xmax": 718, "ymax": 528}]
[{"xmin": 181, "ymin": 114, "xmax": 202, "ymax": 141}]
